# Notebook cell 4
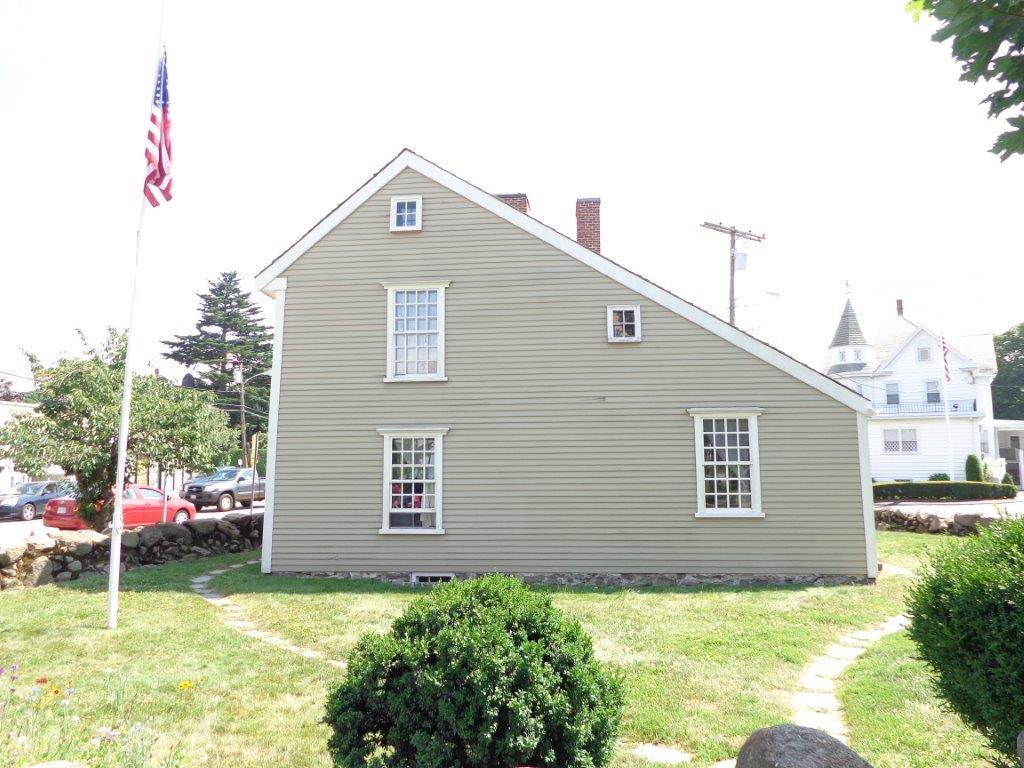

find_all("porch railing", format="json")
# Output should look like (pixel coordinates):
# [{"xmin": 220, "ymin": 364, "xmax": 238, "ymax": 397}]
[{"xmin": 874, "ymin": 399, "xmax": 977, "ymax": 415}]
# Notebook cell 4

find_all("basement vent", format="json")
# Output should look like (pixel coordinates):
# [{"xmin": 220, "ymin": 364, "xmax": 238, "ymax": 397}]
[{"xmin": 411, "ymin": 573, "xmax": 454, "ymax": 585}]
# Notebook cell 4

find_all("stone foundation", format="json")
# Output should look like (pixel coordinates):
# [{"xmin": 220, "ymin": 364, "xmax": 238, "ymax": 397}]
[
  {"xmin": 273, "ymin": 569, "xmax": 872, "ymax": 588},
  {"xmin": 0, "ymin": 512, "xmax": 263, "ymax": 590}
]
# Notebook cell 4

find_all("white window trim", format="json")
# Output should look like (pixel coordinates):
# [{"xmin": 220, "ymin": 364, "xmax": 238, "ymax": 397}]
[
  {"xmin": 389, "ymin": 195, "xmax": 423, "ymax": 232},
  {"xmin": 377, "ymin": 427, "xmax": 448, "ymax": 535},
  {"xmin": 883, "ymin": 427, "xmax": 919, "ymax": 454},
  {"xmin": 606, "ymin": 304, "xmax": 642, "ymax": 342},
  {"xmin": 383, "ymin": 282, "xmax": 449, "ymax": 382},
  {"xmin": 687, "ymin": 409, "xmax": 764, "ymax": 519}
]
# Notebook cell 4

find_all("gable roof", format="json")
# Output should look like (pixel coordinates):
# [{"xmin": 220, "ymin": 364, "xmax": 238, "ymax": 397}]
[
  {"xmin": 256, "ymin": 149, "xmax": 872, "ymax": 415},
  {"xmin": 829, "ymin": 300, "xmax": 867, "ymax": 348},
  {"xmin": 872, "ymin": 316, "xmax": 995, "ymax": 374}
]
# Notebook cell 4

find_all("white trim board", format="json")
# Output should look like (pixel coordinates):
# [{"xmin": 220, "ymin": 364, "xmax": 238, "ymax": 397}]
[
  {"xmin": 255, "ymin": 149, "xmax": 871, "ymax": 415},
  {"xmin": 260, "ymin": 280, "xmax": 287, "ymax": 574}
]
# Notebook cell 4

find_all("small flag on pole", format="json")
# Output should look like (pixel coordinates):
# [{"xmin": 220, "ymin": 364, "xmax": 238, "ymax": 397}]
[
  {"xmin": 941, "ymin": 335, "xmax": 951, "ymax": 382},
  {"xmin": 144, "ymin": 52, "xmax": 173, "ymax": 207}
]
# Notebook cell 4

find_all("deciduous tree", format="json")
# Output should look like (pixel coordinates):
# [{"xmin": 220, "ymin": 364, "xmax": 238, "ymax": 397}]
[
  {"xmin": 992, "ymin": 322, "xmax": 1024, "ymax": 418},
  {"xmin": 0, "ymin": 331, "xmax": 237, "ymax": 528},
  {"xmin": 908, "ymin": 0, "xmax": 1024, "ymax": 159}
]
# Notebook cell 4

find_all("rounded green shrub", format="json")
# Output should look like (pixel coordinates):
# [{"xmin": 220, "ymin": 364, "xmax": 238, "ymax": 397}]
[
  {"xmin": 965, "ymin": 454, "xmax": 984, "ymax": 482},
  {"xmin": 324, "ymin": 574, "xmax": 623, "ymax": 768},
  {"xmin": 928, "ymin": 472, "xmax": 950, "ymax": 481},
  {"xmin": 1001, "ymin": 472, "xmax": 1016, "ymax": 489},
  {"xmin": 907, "ymin": 518, "xmax": 1024, "ymax": 759}
]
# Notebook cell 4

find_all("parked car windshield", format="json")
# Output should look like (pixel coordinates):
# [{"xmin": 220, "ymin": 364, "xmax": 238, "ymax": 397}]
[{"xmin": 207, "ymin": 469, "xmax": 238, "ymax": 481}]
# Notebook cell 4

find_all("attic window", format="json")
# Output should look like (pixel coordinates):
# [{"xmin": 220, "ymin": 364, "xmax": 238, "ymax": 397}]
[
  {"xmin": 917, "ymin": 347, "xmax": 931, "ymax": 363},
  {"xmin": 390, "ymin": 196, "xmax": 422, "ymax": 232},
  {"xmin": 607, "ymin": 305, "xmax": 641, "ymax": 342}
]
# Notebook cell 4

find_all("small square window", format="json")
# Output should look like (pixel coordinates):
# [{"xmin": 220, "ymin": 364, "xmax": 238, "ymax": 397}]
[
  {"xmin": 390, "ymin": 196, "xmax": 423, "ymax": 232},
  {"xmin": 917, "ymin": 347, "xmax": 931, "ymax": 363},
  {"xmin": 607, "ymin": 305, "xmax": 642, "ymax": 342}
]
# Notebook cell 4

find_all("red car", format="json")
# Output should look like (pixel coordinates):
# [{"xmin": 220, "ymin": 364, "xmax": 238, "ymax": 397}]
[{"xmin": 43, "ymin": 484, "xmax": 197, "ymax": 530}]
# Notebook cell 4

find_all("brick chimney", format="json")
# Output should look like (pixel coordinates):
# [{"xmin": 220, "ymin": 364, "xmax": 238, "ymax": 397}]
[
  {"xmin": 896, "ymin": 298, "xmax": 904, "ymax": 317},
  {"xmin": 576, "ymin": 198, "xmax": 601, "ymax": 254},
  {"xmin": 496, "ymin": 193, "xmax": 530, "ymax": 215}
]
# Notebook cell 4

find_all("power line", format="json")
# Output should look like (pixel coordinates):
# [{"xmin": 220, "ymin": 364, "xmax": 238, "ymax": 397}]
[{"xmin": 700, "ymin": 222, "xmax": 766, "ymax": 325}]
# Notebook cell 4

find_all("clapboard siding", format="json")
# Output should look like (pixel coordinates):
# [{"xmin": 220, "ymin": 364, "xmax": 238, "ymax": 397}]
[{"xmin": 270, "ymin": 168, "xmax": 869, "ymax": 575}]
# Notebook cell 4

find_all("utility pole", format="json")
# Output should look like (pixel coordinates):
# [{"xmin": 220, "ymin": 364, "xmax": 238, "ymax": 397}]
[{"xmin": 700, "ymin": 222, "xmax": 765, "ymax": 325}]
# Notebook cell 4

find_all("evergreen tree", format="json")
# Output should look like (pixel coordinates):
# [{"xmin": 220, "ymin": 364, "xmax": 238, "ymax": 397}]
[{"xmin": 163, "ymin": 272, "xmax": 273, "ymax": 452}]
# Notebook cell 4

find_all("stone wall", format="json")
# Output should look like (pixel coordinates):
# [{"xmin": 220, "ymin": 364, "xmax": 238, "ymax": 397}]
[
  {"xmin": 0, "ymin": 513, "xmax": 263, "ymax": 590},
  {"xmin": 874, "ymin": 506, "xmax": 1000, "ymax": 536}
]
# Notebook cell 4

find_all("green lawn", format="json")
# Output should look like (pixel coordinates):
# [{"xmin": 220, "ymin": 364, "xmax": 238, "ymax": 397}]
[{"xmin": 0, "ymin": 532, "xmax": 989, "ymax": 768}]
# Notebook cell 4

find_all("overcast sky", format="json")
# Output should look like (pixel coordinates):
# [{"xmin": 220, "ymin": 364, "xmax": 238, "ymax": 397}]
[{"xmin": 1, "ymin": 1, "xmax": 1019, "ymax": 390}]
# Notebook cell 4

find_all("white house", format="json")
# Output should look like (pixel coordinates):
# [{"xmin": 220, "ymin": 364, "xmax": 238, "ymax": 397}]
[{"xmin": 825, "ymin": 299, "xmax": 1007, "ymax": 482}]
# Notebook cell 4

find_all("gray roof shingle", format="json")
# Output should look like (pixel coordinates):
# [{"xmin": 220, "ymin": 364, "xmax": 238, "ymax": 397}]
[{"xmin": 829, "ymin": 300, "xmax": 867, "ymax": 348}]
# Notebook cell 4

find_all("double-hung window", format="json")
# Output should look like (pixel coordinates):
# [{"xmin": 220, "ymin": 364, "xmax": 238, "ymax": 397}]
[
  {"xmin": 883, "ymin": 428, "xmax": 917, "ymax": 453},
  {"xmin": 689, "ymin": 410, "xmax": 763, "ymax": 518},
  {"xmin": 383, "ymin": 282, "xmax": 448, "ymax": 381},
  {"xmin": 925, "ymin": 380, "xmax": 941, "ymax": 404},
  {"xmin": 885, "ymin": 383, "xmax": 900, "ymax": 405},
  {"xmin": 378, "ymin": 428, "xmax": 446, "ymax": 533}
]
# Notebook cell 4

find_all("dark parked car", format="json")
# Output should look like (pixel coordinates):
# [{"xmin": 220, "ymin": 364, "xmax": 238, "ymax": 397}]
[
  {"xmin": 182, "ymin": 468, "xmax": 265, "ymax": 512},
  {"xmin": 0, "ymin": 481, "xmax": 75, "ymax": 522}
]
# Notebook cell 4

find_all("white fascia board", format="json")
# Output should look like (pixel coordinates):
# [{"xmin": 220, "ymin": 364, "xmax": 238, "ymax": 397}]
[
  {"xmin": 255, "ymin": 150, "xmax": 871, "ymax": 414},
  {"xmin": 875, "ymin": 327, "xmax": 978, "ymax": 374}
]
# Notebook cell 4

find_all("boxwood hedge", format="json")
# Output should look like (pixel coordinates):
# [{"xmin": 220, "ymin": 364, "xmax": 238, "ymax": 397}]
[
  {"xmin": 873, "ymin": 481, "xmax": 1016, "ymax": 502},
  {"xmin": 324, "ymin": 574, "xmax": 623, "ymax": 768},
  {"xmin": 908, "ymin": 519, "xmax": 1024, "ymax": 759}
]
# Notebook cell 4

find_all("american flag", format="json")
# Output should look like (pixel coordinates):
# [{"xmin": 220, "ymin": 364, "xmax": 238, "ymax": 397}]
[
  {"xmin": 941, "ymin": 335, "xmax": 951, "ymax": 382},
  {"xmin": 144, "ymin": 52, "xmax": 173, "ymax": 207}
]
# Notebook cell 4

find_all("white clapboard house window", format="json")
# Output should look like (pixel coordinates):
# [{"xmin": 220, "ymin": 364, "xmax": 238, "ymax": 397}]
[
  {"xmin": 607, "ymin": 305, "xmax": 641, "ymax": 342},
  {"xmin": 390, "ymin": 196, "xmax": 422, "ymax": 231},
  {"xmin": 883, "ymin": 428, "xmax": 917, "ymax": 453},
  {"xmin": 689, "ymin": 410, "xmax": 764, "ymax": 518},
  {"xmin": 383, "ymin": 283, "xmax": 448, "ymax": 382},
  {"xmin": 378, "ymin": 428, "xmax": 447, "ymax": 534}
]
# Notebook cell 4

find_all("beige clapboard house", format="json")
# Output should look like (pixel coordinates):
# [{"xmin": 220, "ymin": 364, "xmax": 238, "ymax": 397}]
[{"xmin": 256, "ymin": 150, "xmax": 877, "ymax": 583}]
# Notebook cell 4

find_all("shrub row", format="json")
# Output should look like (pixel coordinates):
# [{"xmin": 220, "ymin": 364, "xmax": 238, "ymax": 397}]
[{"xmin": 873, "ymin": 481, "xmax": 1016, "ymax": 502}]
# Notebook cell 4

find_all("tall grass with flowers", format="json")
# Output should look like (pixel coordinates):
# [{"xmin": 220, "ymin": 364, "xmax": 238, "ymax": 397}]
[{"xmin": 0, "ymin": 662, "xmax": 184, "ymax": 768}]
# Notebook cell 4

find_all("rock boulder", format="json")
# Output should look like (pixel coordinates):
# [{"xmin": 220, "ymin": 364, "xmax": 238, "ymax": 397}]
[
  {"xmin": 183, "ymin": 517, "xmax": 217, "ymax": 535},
  {"xmin": 22, "ymin": 556, "xmax": 54, "ymax": 588},
  {"xmin": 736, "ymin": 725, "xmax": 873, "ymax": 768},
  {"xmin": 0, "ymin": 543, "xmax": 26, "ymax": 567}
]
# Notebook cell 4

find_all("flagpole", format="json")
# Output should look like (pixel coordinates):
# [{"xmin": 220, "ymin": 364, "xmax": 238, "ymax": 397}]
[
  {"xmin": 107, "ymin": 0, "xmax": 168, "ymax": 630},
  {"xmin": 940, "ymin": 334, "xmax": 955, "ymax": 481}
]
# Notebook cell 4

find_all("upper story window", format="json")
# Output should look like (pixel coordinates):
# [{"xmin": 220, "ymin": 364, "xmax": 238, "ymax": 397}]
[
  {"xmin": 689, "ymin": 410, "xmax": 763, "ymax": 519},
  {"xmin": 607, "ymin": 305, "xmax": 641, "ymax": 342},
  {"xmin": 886, "ymin": 382, "xmax": 900, "ymax": 405},
  {"xmin": 390, "ymin": 196, "xmax": 423, "ymax": 232},
  {"xmin": 917, "ymin": 347, "xmax": 931, "ymax": 363},
  {"xmin": 926, "ymin": 380, "xmax": 941, "ymax": 404},
  {"xmin": 854, "ymin": 349, "xmax": 862, "ymax": 361},
  {"xmin": 838, "ymin": 350, "xmax": 847, "ymax": 362},
  {"xmin": 378, "ymin": 428, "xmax": 447, "ymax": 534},
  {"xmin": 383, "ymin": 283, "xmax": 448, "ymax": 382}
]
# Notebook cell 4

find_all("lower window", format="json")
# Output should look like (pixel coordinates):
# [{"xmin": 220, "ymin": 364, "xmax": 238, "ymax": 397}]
[
  {"xmin": 883, "ymin": 428, "xmax": 917, "ymax": 453},
  {"xmin": 378, "ymin": 429, "xmax": 446, "ymax": 533},
  {"xmin": 689, "ymin": 411, "xmax": 764, "ymax": 518}
]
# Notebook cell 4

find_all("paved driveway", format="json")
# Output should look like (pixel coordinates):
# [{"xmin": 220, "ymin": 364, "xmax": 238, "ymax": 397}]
[{"xmin": 0, "ymin": 501, "xmax": 264, "ymax": 549}]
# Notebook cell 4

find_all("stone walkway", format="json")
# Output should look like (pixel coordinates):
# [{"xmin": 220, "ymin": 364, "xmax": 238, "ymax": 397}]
[
  {"xmin": 188, "ymin": 560, "xmax": 347, "ymax": 670},
  {"xmin": 190, "ymin": 561, "xmax": 909, "ymax": 766}
]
